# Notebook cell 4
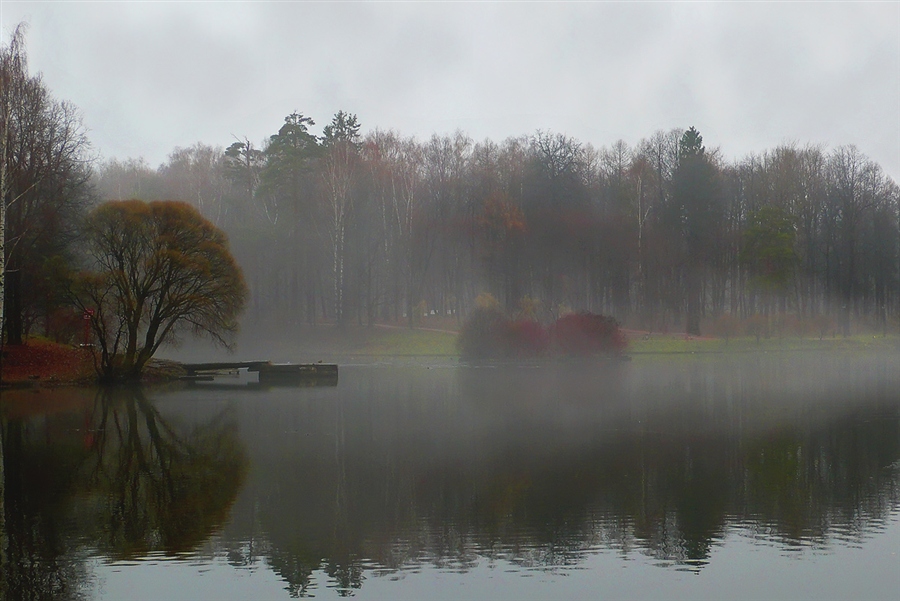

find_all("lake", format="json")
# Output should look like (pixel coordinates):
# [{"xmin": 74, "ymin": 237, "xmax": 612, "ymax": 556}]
[{"xmin": 1, "ymin": 352, "xmax": 898, "ymax": 600}]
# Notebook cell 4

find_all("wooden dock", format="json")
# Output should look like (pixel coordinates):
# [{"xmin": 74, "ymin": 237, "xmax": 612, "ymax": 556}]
[
  {"xmin": 181, "ymin": 361, "xmax": 338, "ymax": 385},
  {"xmin": 256, "ymin": 362, "xmax": 338, "ymax": 384},
  {"xmin": 182, "ymin": 361, "xmax": 270, "ymax": 375}
]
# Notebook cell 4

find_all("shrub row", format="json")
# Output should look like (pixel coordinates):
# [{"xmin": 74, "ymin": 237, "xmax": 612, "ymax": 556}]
[{"xmin": 458, "ymin": 308, "xmax": 626, "ymax": 360}]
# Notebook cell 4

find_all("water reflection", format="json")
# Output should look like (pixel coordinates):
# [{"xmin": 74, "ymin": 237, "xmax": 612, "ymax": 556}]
[
  {"xmin": 206, "ymin": 356, "xmax": 899, "ymax": 594},
  {"xmin": 0, "ymin": 355, "xmax": 898, "ymax": 599},
  {"xmin": 0, "ymin": 387, "xmax": 247, "ymax": 599}
]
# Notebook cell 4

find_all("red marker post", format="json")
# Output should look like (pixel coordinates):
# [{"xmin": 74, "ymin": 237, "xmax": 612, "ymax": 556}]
[{"xmin": 82, "ymin": 309, "xmax": 95, "ymax": 346}]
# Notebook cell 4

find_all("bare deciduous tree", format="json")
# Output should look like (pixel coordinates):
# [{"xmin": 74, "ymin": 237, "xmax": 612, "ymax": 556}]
[{"xmin": 1, "ymin": 23, "xmax": 92, "ymax": 344}]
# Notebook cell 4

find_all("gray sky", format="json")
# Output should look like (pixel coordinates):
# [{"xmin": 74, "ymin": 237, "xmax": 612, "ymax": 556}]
[{"xmin": 1, "ymin": 1, "xmax": 898, "ymax": 180}]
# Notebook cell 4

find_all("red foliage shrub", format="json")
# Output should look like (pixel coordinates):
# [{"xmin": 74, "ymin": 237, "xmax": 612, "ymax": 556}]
[
  {"xmin": 551, "ymin": 312, "xmax": 626, "ymax": 356},
  {"xmin": 503, "ymin": 319, "xmax": 550, "ymax": 357},
  {"xmin": 458, "ymin": 308, "xmax": 625, "ymax": 360}
]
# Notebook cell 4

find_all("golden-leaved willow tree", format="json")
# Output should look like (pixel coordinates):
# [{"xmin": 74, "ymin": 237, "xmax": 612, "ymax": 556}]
[{"xmin": 73, "ymin": 199, "xmax": 248, "ymax": 381}]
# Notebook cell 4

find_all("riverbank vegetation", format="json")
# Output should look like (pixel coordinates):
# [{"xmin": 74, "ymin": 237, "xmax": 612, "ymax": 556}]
[
  {"xmin": 91, "ymin": 125, "xmax": 900, "ymax": 342},
  {"xmin": 2, "ymin": 327, "xmax": 898, "ymax": 387},
  {"xmin": 2, "ymin": 27, "xmax": 899, "ymax": 382},
  {"xmin": 0, "ymin": 338, "xmax": 93, "ymax": 384},
  {"xmin": 457, "ymin": 295, "xmax": 626, "ymax": 360},
  {"xmin": 0, "ymin": 338, "xmax": 188, "ymax": 386}
]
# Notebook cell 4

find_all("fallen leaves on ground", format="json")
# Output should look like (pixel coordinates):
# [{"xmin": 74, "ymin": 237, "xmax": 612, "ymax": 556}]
[{"xmin": 1, "ymin": 339, "xmax": 95, "ymax": 384}]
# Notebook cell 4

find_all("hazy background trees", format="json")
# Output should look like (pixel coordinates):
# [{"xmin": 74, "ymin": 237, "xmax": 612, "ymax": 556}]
[
  {"xmin": 5, "ymin": 19, "xmax": 893, "ymax": 344},
  {"xmin": 86, "ymin": 118, "xmax": 899, "ymax": 340}
]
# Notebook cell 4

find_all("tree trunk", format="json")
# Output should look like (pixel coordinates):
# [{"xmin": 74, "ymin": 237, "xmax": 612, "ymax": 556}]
[
  {"xmin": 3, "ymin": 269, "xmax": 21, "ymax": 345},
  {"xmin": 0, "ymin": 113, "xmax": 7, "ymax": 348},
  {"xmin": 686, "ymin": 264, "xmax": 702, "ymax": 336}
]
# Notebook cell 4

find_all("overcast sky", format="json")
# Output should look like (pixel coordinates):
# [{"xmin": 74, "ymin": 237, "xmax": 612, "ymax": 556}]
[{"xmin": 1, "ymin": 1, "xmax": 898, "ymax": 180}]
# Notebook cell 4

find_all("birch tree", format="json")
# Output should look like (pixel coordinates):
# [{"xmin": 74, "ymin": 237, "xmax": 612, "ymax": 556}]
[
  {"xmin": 0, "ymin": 25, "xmax": 27, "ymax": 344},
  {"xmin": 1, "ymin": 24, "xmax": 92, "ymax": 344},
  {"xmin": 160, "ymin": 143, "xmax": 230, "ymax": 226},
  {"xmin": 321, "ymin": 111, "xmax": 361, "ymax": 324}
]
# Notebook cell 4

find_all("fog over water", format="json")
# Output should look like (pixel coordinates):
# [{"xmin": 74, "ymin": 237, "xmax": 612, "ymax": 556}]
[
  {"xmin": 1, "ymin": 352, "xmax": 897, "ymax": 599},
  {"xmin": 0, "ymin": 2, "xmax": 898, "ymax": 597}
]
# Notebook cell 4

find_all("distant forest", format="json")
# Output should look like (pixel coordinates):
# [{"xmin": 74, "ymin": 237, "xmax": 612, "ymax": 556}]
[
  {"xmin": 88, "ymin": 111, "xmax": 898, "ymax": 337},
  {"xmin": 3, "ymin": 24, "xmax": 899, "ymax": 342}
]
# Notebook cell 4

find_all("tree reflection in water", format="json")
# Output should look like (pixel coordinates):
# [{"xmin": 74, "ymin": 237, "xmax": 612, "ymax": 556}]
[
  {"xmin": 0, "ymin": 386, "xmax": 247, "ymax": 599},
  {"xmin": 0, "ymin": 358, "xmax": 898, "ymax": 599},
  {"xmin": 219, "ymin": 359, "xmax": 900, "ymax": 594},
  {"xmin": 83, "ymin": 387, "xmax": 247, "ymax": 558}
]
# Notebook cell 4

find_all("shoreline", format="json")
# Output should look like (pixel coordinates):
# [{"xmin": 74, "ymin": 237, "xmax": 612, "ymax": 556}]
[{"xmin": 2, "ymin": 330, "xmax": 898, "ymax": 389}]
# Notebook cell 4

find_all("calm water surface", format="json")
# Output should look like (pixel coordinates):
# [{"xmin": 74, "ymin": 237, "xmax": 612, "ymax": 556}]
[{"xmin": 1, "ymin": 353, "xmax": 898, "ymax": 600}]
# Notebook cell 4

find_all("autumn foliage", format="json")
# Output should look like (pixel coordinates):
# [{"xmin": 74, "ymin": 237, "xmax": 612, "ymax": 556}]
[
  {"xmin": 0, "ymin": 338, "xmax": 93, "ymax": 384},
  {"xmin": 73, "ymin": 200, "xmax": 248, "ymax": 381},
  {"xmin": 550, "ymin": 313, "xmax": 627, "ymax": 356},
  {"xmin": 458, "ymin": 307, "xmax": 624, "ymax": 360}
]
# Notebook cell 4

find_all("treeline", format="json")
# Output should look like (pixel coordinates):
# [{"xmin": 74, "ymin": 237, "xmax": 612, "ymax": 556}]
[
  {"xmin": 3, "ymin": 28, "xmax": 899, "ymax": 343},
  {"xmin": 1, "ymin": 26, "xmax": 93, "ymax": 345},
  {"xmin": 94, "ymin": 115, "xmax": 900, "ymax": 336}
]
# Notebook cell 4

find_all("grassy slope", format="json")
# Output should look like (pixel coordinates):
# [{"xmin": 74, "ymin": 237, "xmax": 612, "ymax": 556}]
[
  {"xmin": 165, "ymin": 324, "xmax": 462, "ymax": 363},
  {"xmin": 330, "ymin": 327, "xmax": 900, "ymax": 359},
  {"xmin": 362, "ymin": 326, "xmax": 458, "ymax": 356},
  {"xmin": 242, "ymin": 325, "xmax": 899, "ymax": 360},
  {"xmin": 626, "ymin": 332, "xmax": 900, "ymax": 356}
]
